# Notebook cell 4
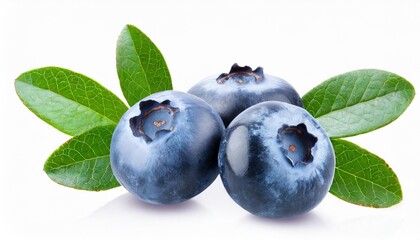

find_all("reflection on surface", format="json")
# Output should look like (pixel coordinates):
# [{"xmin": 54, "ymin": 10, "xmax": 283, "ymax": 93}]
[
  {"xmin": 241, "ymin": 209, "xmax": 327, "ymax": 227},
  {"xmin": 72, "ymin": 192, "xmax": 405, "ymax": 240},
  {"xmin": 87, "ymin": 193, "xmax": 206, "ymax": 218},
  {"xmin": 74, "ymin": 193, "xmax": 208, "ymax": 238}
]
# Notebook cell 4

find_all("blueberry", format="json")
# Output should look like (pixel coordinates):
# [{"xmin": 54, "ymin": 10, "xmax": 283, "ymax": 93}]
[
  {"xmin": 218, "ymin": 101, "xmax": 335, "ymax": 218},
  {"xmin": 110, "ymin": 90, "xmax": 225, "ymax": 204},
  {"xmin": 188, "ymin": 63, "xmax": 303, "ymax": 126}
]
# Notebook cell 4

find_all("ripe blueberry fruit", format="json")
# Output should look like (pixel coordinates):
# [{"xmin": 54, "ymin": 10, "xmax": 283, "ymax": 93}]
[
  {"xmin": 110, "ymin": 90, "xmax": 225, "ymax": 204},
  {"xmin": 218, "ymin": 101, "xmax": 335, "ymax": 218},
  {"xmin": 188, "ymin": 63, "xmax": 303, "ymax": 126}
]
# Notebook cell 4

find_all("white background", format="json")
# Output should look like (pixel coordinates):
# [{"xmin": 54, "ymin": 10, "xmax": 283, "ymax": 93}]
[{"xmin": 1, "ymin": 0, "xmax": 419, "ymax": 239}]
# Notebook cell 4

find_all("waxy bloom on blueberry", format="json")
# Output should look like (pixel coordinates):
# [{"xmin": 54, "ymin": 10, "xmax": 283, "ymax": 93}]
[
  {"xmin": 110, "ymin": 90, "xmax": 225, "ymax": 204},
  {"xmin": 188, "ymin": 63, "xmax": 303, "ymax": 126},
  {"xmin": 218, "ymin": 101, "xmax": 335, "ymax": 218}
]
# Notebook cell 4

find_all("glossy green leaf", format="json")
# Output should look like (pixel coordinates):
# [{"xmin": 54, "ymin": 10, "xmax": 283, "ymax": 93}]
[
  {"xmin": 44, "ymin": 125, "xmax": 120, "ymax": 191},
  {"xmin": 15, "ymin": 67, "xmax": 128, "ymax": 136},
  {"xmin": 303, "ymin": 69, "xmax": 415, "ymax": 138},
  {"xmin": 116, "ymin": 24, "xmax": 172, "ymax": 106},
  {"xmin": 330, "ymin": 139, "xmax": 402, "ymax": 208}
]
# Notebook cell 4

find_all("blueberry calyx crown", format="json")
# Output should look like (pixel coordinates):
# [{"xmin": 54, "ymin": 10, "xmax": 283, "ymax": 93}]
[
  {"xmin": 277, "ymin": 123, "xmax": 318, "ymax": 167},
  {"xmin": 216, "ymin": 63, "xmax": 264, "ymax": 84},
  {"xmin": 130, "ymin": 99, "xmax": 179, "ymax": 143}
]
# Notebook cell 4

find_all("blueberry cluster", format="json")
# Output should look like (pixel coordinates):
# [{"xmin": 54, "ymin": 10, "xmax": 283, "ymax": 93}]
[{"xmin": 110, "ymin": 64, "xmax": 335, "ymax": 218}]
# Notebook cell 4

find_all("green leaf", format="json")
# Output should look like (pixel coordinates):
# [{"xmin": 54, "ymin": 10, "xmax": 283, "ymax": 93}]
[
  {"xmin": 329, "ymin": 139, "xmax": 402, "ymax": 208},
  {"xmin": 116, "ymin": 24, "xmax": 172, "ymax": 106},
  {"xmin": 302, "ymin": 69, "xmax": 415, "ymax": 138},
  {"xmin": 44, "ymin": 125, "xmax": 120, "ymax": 191},
  {"xmin": 15, "ymin": 67, "xmax": 128, "ymax": 136}
]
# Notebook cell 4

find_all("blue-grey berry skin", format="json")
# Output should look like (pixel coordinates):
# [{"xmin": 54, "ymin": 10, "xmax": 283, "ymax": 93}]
[
  {"xmin": 188, "ymin": 64, "xmax": 303, "ymax": 126},
  {"xmin": 218, "ymin": 101, "xmax": 335, "ymax": 218},
  {"xmin": 110, "ymin": 90, "xmax": 225, "ymax": 204}
]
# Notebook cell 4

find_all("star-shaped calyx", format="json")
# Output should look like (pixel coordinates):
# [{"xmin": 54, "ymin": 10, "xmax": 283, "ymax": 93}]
[
  {"xmin": 277, "ymin": 123, "xmax": 318, "ymax": 167},
  {"xmin": 216, "ymin": 63, "xmax": 264, "ymax": 85},
  {"xmin": 130, "ymin": 99, "xmax": 179, "ymax": 143}
]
